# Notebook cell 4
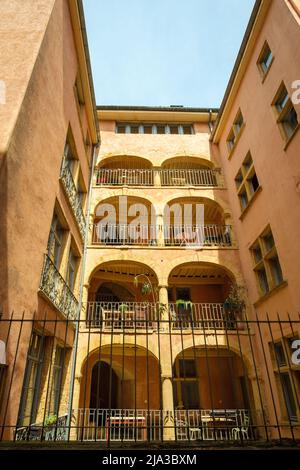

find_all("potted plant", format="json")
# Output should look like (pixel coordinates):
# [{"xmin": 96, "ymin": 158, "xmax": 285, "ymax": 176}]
[
  {"xmin": 44, "ymin": 414, "xmax": 57, "ymax": 427},
  {"xmin": 118, "ymin": 303, "xmax": 128, "ymax": 314},
  {"xmin": 223, "ymin": 284, "xmax": 246, "ymax": 329}
]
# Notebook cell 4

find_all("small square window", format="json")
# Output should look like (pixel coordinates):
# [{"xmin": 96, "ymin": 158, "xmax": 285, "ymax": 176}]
[
  {"xmin": 156, "ymin": 124, "xmax": 166, "ymax": 134},
  {"xmin": 257, "ymin": 267, "xmax": 269, "ymax": 295},
  {"xmin": 227, "ymin": 129, "xmax": 235, "ymax": 150},
  {"xmin": 263, "ymin": 232, "xmax": 275, "ymax": 252},
  {"xmin": 248, "ymin": 172, "xmax": 259, "ymax": 194},
  {"xmin": 281, "ymin": 106, "xmax": 298, "ymax": 138},
  {"xmin": 258, "ymin": 42, "xmax": 273, "ymax": 75},
  {"xmin": 130, "ymin": 125, "xmax": 139, "ymax": 134},
  {"xmin": 235, "ymin": 170, "xmax": 243, "ymax": 190},
  {"xmin": 234, "ymin": 111, "xmax": 244, "ymax": 134},
  {"xmin": 169, "ymin": 125, "xmax": 179, "ymax": 134},
  {"xmin": 275, "ymin": 86, "xmax": 289, "ymax": 113},
  {"xmin": 143, "ymin": 125, "xmax": 152, "ymax": 134},
  {"xmin": 274, "ymin": 342, "xmax": 286, "ymax": 367},
  {"xmin": 269, "ymin": 255, "xmax": 283, "ymax": 286},
  {"xmin": 116, "ymin": 124, "xmax": 126, "ymax": 133},
  {"xmin": 182, "ymin": 125, "xmax": 193, "ymax": 135},
  {"xmin": 252, "ymin": 243, "xmax": 263, "ymax": 264},
  {"xmin": 239, "ymin": 189, "xmax": 248, "ymax": 210}
]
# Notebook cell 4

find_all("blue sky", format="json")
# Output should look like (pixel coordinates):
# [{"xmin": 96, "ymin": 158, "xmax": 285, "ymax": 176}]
[{"xmin": 83, "ymin": 0, "xmax": 255, "ymax": 108}]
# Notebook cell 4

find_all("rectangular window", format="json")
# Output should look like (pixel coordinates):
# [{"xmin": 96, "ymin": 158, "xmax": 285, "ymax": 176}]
[
  {"xmin": 235, "ymin": 152, "xmax": 260, "ymax": 213},
  {"xmin": 272, "ymin": 83, "xmax": 299, "ymax": 142},
  {"xmin": 49, "ymin": 346, "xmax": 65, "ymax": 416},
  {"xmin": 115, "ymin": 123, "xmax": 194, "ymax": 135},
  {"xmin": 270, "ymin": 337, "xmax": 300, "ymax": 422},
  {"xmin": 48, "ymin": 215, "xmax": 64, "ymax": 268},
  {"xmin": 250, "ymin": 226, "xmax": 284, "ymax": 299},
  {"xmin": 226, "ymin": 109, "xmax": 244, "ymax": 154},
  {"xmin": 257, "ymin": 41, "xmax": 273, "ymax": 77},
  {"xmin": 66, "ymin": 248, "xmax": 78, "ymax": 291},
  {"xmin": 18, "ymin": 332, "xmax": 45, "ymax": 426}
]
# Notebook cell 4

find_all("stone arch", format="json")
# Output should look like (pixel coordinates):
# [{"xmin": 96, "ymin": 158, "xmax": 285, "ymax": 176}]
[
  {"xmin": 161, "ymin": 156, "xmax": 215, "ymax": 170},
  {"xmin": 97, "ymin": 154, "xmax": 153, "ymax": 169}
]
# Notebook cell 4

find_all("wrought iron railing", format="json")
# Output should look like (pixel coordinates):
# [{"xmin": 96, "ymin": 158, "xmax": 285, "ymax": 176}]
[
  {"xmin": 74, "ymin": 408, "xmax": 250, "ymax": 442},
  {"xmin": 84, "ymin": 301, "xmax": 238, "ymax": 331},
  {"xmin": 60, "ymin": 161, "xmax": 86, "ymax": 239},
  {"xmin": 85, "ymin": 301, "xmax": 159, "ymax": 329},
  {"xmin": 160, "ymin": 168, "xmax": 219, "ymax": 186},
  {"xmin": 40, "ymin": 254, "xmax": 78, "ymax": 321},
  {"xmin": 96, "ymin": 168, "xmax": 222, "ymax": 187},
  {"xmin": 15, "ymin": 414, "xmax": 68, "ymax": 441},
  {"xmin": 168, "ymin": 302, "xmax": 238, "ymax": 330},
  {"xmin": 92, "ymin": 224, "xmax": 232, "ymax": 247},
  {"xmin": 92, "ymin": 224, "xmax": 159, "ymax": 245}
]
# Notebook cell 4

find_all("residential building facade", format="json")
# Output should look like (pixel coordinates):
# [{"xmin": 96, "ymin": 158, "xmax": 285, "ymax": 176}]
[{"xmin": 0, "ymin": 0, "xmax": 299, "ymax": 445}]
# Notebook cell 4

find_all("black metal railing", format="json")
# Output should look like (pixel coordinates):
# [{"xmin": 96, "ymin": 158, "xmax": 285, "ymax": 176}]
[
  {"xmin": 60, "ymin": 160, "xmax": 86, "ymax": 239},
  {"xmin": 40, "ymin": 254, "xmax": 78, "ymax": 320},
  {"xmin": 0, "ymin": 314, "xmax": 300, "ymax": 445}
]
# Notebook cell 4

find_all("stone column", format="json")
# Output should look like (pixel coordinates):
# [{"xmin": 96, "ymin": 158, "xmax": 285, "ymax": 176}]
[
  {"xmin": 161, "ymin": 374, "xmax": 175, "ymax": 440},
  {"xmin": 153, "ymin": 168, "xmax": 161, "ymax": 186},
  {"xmin": 156, "ymin": 214, "xmax": 165, "ymax": 247},
  {"xmin": 158, "ymin": 285, "xmax": 169, "ymax": 328}
]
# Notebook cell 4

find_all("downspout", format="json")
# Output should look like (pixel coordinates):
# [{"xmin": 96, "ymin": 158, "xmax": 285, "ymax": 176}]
[
  {"xmin": 208, "ymin": 108, "xmax": 213, "ymax": 134},
  {"xmin": 66, "ymin": 141, "xmax": 100, "ymax": 437}
]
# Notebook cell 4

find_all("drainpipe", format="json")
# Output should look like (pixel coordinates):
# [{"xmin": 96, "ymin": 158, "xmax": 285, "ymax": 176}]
[
  {"xmin": 66, "ymin": 141, "xmax": 100, "ymax": 437},
  {"xmin": 208, "ymin": 108, "xmax": 213, "ymax": 133}
]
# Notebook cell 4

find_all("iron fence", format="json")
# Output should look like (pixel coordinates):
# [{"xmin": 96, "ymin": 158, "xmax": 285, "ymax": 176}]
[{"xmin": 0, "ymin": 313, "xmax": 300, "ymax": 446}]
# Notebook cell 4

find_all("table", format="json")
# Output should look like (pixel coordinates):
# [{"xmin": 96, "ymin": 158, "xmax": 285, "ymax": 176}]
[
  {"xmin": 102, "ymin": 308, "xmax": 149, "ymax": 329},
  {"xmin": 106, "ymin": 416, "xmax": 147, "ymax": 441}
]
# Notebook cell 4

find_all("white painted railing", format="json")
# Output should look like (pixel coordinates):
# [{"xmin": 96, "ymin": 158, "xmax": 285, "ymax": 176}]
[
  {"xmin": 85, "ymin": 302, "xmax": 158, "ymax": 329},
  {"xmin": 96, "ymin": 168, "xmax": 221, "ymax": 187},
  {"xmin": 169, "ymin": 302, "xmax": 236, "ymax": 330},
  {"xmin": 92, "ymin": 224, "xmax": 232, "ymax": 247},
  {"xmin": 74, "ymin": 408, "xmax": 250, "ymax": 441}
]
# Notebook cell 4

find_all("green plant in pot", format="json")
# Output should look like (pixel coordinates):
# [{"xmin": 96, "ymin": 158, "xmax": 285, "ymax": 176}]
[
  {"xmin": 44, "ymin": 414, "xmax": 57, "ymax": 427},
  {"xmin": 176, "ymin": 299, "xmax": 193, "ymax": 310},
  {"xmin": 223, "ymin": 284, "xmax": 246, "ymax": 329},
  {"xmin": 118, "ymin": 303, "xmax": 128, "ymax": 314}
]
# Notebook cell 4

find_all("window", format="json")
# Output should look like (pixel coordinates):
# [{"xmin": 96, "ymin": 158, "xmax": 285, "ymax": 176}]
[
  {"xmin": 257, "ymin": 41, "xmax": 273, "ymax": 78},
  {"xmin": 116, "ymin": 123, "xmax": 194, "ymax": 134},
  {"xmin": 63, "ymin": 139, "xmax": 76, "ymax": 176},
  {"xmin": 235, "ymin": 152, "xmax": 260, "ymax": 213},
  {"xmin": 48, "ymin": 215, "xmax": 64, "ymax": 268},
  {"xmin": 18, "ymin": 332, "xmax": 45, "ymax": 426},
  {"xmin": 270, "ymin": 336, "xmax": 300, "ymax": 422},
  {"xmin": 272, "ymin": 83, "xmax": 299, "ymax": 142},
  {"xmin": 66, "ymin": 247, "xmax": 78, "ymax": 291},
  {"xmin": 49, "ymin": 346, "xmax": 65, "ymax": 416},
  {"xmin": 250, "ymin": 226, "xmax": 284, "ymax": 299},
  {"xmin": 226, "ymin": 110, "xmax": 244, "ymax": 153}
]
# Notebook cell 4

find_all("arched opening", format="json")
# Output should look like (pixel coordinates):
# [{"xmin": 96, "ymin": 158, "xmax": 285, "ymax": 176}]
[
  {"xmin": 87, "ymin": 260, "xmax": 158, "ymax": 329},
  {"xmin": 163, "ymin": 197, "xmax": 231, "ymax": 247},
  {"xmin": 161, "ymin": 157, "xmax": 218, "ymax": 186},
  {"xmin": 96, "ymin": 156, "xmax": 154, "ymax": 186},
  {"xmin": 167, "ymin": 262, "xmax": 240, "ymax": 330},
  {"xmin": 79, "ymin": 345, "xmax": 161, "ymax": 441},
  {"xmin": 173, "ymin": 346, "xmax": 254, "ymax": 440},
  {"xmin": 90, "ymin": 361, "xmax": 118, "ymax": 409},
  {"xmin": 93, "ymin": 195, "xmax": 156, "ymax": 246}
]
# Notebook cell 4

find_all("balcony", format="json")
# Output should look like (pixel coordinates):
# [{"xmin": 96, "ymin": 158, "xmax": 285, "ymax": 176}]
[
  {"xmin": 40, "ymin": 254, "xmax": 78, "ymax": 321},
  {"xmin": 60, "ymin": 161, "xmax": 86, "ymax": 239},
  {"xmin": 96, "ymin": 168, "xmax": 221, "ymax": 187},
  {"xmin": 75, "ymin": 408, "xmax": 250, "ymax": 442},
  {"xmin": 92, "ymin": 224, "xmax": 232, "ymax": 247},
  {"xmin": 85, "ymin": 301, "xmax": 239, "ymax": 331}
]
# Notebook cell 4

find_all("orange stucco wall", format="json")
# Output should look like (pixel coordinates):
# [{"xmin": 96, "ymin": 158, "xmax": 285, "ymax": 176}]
[{"xmin": 216, "ymin": 0, "xmax": 300, "ymax": 317}]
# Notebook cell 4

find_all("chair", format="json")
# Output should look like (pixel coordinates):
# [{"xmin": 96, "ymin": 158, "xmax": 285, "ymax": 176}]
[{"xmin": 231, "ymin": 415, "xmax": 250, "ymax": 440}]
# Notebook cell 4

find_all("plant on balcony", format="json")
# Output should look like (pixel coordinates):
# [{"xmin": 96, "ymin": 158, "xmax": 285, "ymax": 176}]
[
  {"xmin": 223, "ymin": 284, "xmax": 246, "ymax": 313},
  {"xmin": 133, "ymin": 274, "xmax": 167, "ymax": 319},
  {"xmin": 175, "ymin": 299, "xmax": 193, "ymax": 310},
  {"xmin": 118, "ymin": 303, "xmax": 128, "ymax": 314},
  {"xmin": 44, "ymin": 414, "xmax": 57, "ymax": 427}
]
